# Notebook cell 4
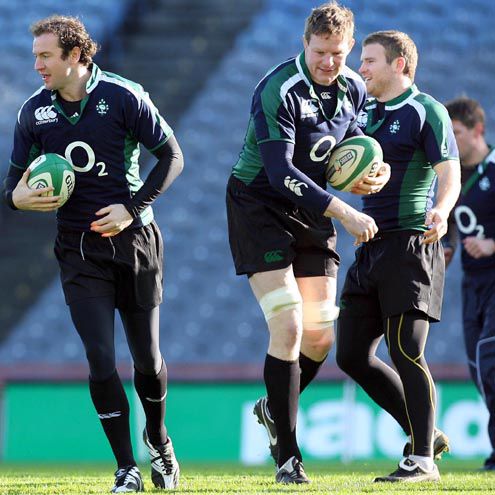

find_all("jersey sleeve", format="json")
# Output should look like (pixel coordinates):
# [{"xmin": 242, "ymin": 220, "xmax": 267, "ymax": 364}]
[
  {"xmin": 123, "ymin": 85, "xmax": 174, "ymax": 152},
  {"xmin": 259, "ymin": 140, "xmax": 334, "ymax": 213},
  {"xmin": 421, "ymin": 99, "xmax": 459, "ymax": 166}
]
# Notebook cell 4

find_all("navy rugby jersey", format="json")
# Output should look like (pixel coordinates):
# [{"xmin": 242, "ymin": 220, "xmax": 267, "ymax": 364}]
[
  {"xmin": 11, "ymin": 64, "xmax": 173, "ymax": 231},
  {"xmin": 454, "ymin": 147, "xmax": 495, "ymax": 272},
  {"xmin": 231, "ymin": 51, "xmax": 366, "ymax": 213},
  {"xmin": 360, "ymin": 85, "xmax": 459, "ymax": 231}
]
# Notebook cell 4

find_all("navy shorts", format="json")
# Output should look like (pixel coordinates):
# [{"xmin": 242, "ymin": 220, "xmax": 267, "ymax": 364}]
[
  {"xmin": 226, "ymin": 176, "xmax": 339, "ymax": 277},
  {"xmin": 339, "ymin": 231, "xmax": 445, "ymax": 321},
  {"xmin": 54, "ymin": 221, "xmax": 163, "ymax": 311}
]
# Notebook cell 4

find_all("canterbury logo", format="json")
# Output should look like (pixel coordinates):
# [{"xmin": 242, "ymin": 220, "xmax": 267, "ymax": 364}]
[
  {"xmin": 98, "ymin": 411, "xmax": 121, "ymax": 419},
  {"xmin": 264, "ymin": 250, "xmax": 284, "ymax": 263},
  {"xmin": 284, "ymin": 176, "xmax": 308, "ymax": 196},
  {"xmin": 34, "ymin": 105, "xmax": 57, "ymax": 124}
]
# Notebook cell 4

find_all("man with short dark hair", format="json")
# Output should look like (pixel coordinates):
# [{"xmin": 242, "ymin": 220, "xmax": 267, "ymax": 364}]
[
  {"xmin": 2, "ymin": 15, "xmax": 183, "ymax": 493},
  {"xmin": 445, "ymin": 96, "xmax": 495, "ymax": 471},
  {"xmin": 336, "ymin": 30, "xmax": 460, "ymax": 483}
]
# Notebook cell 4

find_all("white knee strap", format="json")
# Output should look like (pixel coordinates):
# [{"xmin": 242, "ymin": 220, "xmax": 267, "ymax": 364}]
[
  {"xmin": 302, "ymin": 300, "xmax": 340, "ymax": 329},
  {"xmin": 258, "ymin": 285, "xmax": 302, "ymax": 321}
]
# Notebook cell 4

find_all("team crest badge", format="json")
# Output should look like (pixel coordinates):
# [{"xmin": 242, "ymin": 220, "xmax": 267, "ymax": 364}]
[
  {"xmin": 479, "ymin": 177, "xmax": 490, "ymax": 191},
  {"xmin": 357, "ymin": 110, "xmax": 368, "ymax": 128},
  {"xmin": 390, "ymin": 120, "xmax": 400, "ymax": 134},
  {"xmin": 96, "ymin": 99, "xmax": 109, "ymax": 116}
]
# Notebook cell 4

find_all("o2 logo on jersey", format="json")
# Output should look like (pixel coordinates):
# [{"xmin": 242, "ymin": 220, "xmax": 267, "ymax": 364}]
[
  {"xmin": 64, "ymin": 141, "xmax": 108, "ymax": 176},
  {"xmin": 309, "ymin": 135, "xmax": 337, "ymax": 164},
  {"xmin": 454, "ymin": 205, "xmax": 485, "ymax": 239}
]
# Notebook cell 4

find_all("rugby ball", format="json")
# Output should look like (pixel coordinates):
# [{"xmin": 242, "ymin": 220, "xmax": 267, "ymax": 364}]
[
  {"xmin": 326, "ymin": 136, "xmax": 383, "ymax": 191},
  {"xmin": 27, "ymin": 153, "xmax": 75, "ymax": 206}
]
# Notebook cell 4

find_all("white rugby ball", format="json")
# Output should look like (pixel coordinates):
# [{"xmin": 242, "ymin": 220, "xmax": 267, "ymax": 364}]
[
  {"xmin": 326, "ymin": 136, "xmax": 383, "ymax": 191},
  {"xmin": 27, "ymin": 153, "xmax": 75, "ymax": 207}
]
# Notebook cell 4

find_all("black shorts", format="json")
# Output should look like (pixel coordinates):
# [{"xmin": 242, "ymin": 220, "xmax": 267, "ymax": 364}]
[
  {"xmin": 54, "ymin": 221, "xmax": 163, "ymax": 311},
  {"xmin": 339, "ymin": 231, "xmax": 445, "ymax": 322},
  {"xmin": 226, "ymin": 176, "xmax": 339, "ymax": 277}
]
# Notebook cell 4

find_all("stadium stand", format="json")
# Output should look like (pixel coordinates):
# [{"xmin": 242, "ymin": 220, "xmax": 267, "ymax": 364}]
[{"xmin": 1, "ymin": 0, "xmax": 495, "ymax": 380}]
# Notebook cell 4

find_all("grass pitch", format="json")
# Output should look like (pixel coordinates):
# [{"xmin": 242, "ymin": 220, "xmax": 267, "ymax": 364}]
[{"xmin": 1, "ymin": 460, "xmax": 494, "ymax": 495}]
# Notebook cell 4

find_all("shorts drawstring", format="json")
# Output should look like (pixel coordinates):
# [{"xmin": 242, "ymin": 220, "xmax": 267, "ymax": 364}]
[
  {"xmin": 79, "ymin": 231, "xmax": 116, "ymax": 260},
  {"xmin": 80, "ymin": 232, "xmax": 86, "ymax": 261},
  {"xmin": 108, "ymin": 237, "xmax": 116, "ymax": 260},
  {"xmin": 356, "ymin": 246, "xmax": 363, "ymax": 287}
]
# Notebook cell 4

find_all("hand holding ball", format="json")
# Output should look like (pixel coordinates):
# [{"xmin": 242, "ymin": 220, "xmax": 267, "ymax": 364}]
[
  {"xmin": 326, "ymin": 136, "xmax": 383, "ymax": 192},
  {"xmin": 27, "ymin": 153, "xmax": 75, "ymax": 207}
]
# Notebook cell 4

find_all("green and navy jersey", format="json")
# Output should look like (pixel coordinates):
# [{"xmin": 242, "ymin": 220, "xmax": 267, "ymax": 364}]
[
  {"xmin": 231, "ymin": 51, "xmax": 366, "ymax": 213},
  {"xmin": 360, "ymin": 85, "xmax": 459, "ymax": 231},
  {"xmin": 10, "ymin": 64, "xmax": 173, "ymax": 231},
  {"xmin": 455, "ymin": 147, "xmax": 495, "ymax": 272}
]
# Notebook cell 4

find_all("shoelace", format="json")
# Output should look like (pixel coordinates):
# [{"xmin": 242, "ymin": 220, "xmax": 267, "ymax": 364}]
[
  {"xmin": 291, "ymin": 463, "xmax": 305, "ymax": 479},
  {"xmin": 153, "ymin": 444, "xmax": 175, "ymax": 474},
  {"xmin": 280, "ymin": 461, "xmax": 305, "ymax": 480},
  {"xmin": 115, "ymin": 467, "xmax": 138, "ymax": 486},
  {"xmin": 124, "ymin": 470, "xmax": 138, "ymax": 485}
]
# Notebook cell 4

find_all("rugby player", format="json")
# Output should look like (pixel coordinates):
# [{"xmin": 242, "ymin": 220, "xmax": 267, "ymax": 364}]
[
  {"xmin": 445, "ymin": 96, "xmax": 495, "ymax": 471},
  {"xmin": 336, "ymin": 30, "xmax": 460, "ymax": 482},
  {"xmin": 2, "ymin": 15, "xmax": 182, "ymax": 493},
  {"xmin": 226, "ymin": 2, "xmax": 390, "ymax": 483}
]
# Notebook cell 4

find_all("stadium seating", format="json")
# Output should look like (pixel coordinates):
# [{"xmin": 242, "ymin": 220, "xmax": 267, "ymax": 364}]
[{"xmin": 1, "ymin": 0, "xmax": 495, "ymax": 374}]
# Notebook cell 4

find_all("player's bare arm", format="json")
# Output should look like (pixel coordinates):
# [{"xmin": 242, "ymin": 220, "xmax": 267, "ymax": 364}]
[
  {"xmin": 422, "ymin": 159, "xmax": 461, "ymax": 244},
  {"xmin": 11, "ymin": 168, "xmax": 61, "ymax": 211},
  {"xmin": 351, "ymin": 162, "xmax": 391, "ymax": 195},
  {"xmin": 324, "ymin": 195, "xmax": 378, "ymax": 245}
]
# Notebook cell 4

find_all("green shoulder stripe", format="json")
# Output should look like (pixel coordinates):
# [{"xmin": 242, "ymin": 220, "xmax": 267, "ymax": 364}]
[{"xmin": 259, "ymin": 63, "xmax": 299, "ymax": 141}]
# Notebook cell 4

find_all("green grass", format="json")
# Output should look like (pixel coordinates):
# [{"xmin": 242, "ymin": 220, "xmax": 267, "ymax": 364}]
[{"xmin": 1, "ymin": 460, "xmax": 494, "ymax": 494}]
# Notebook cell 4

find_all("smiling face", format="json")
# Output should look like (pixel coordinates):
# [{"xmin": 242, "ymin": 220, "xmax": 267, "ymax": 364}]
[
  {"xmin": 303, "ymin": 33, "xmax": 354, "ymax": 86},
  {"xmin": 359, "ymin": 43, "xmax": 396, "ymax": 100},
  {"xmin": 33, "ymin": 32, "xmax": 75, "ymax": 92}
]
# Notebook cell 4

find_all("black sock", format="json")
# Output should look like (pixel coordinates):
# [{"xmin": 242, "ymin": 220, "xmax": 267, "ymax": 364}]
[
  {"xmin": 89, "ymin": 370, "xmax": 135, "ymax": 468},
  {"xmin": 264, "ymin": 354, "xmax": 301, "ymax": 466},
  {"xmin": 299, "ymin": 353, "xmax": 326, "ymax": 393},
  {"xmin": 134, "ymin": 360, "xmax": 168, "ymax": 445}
]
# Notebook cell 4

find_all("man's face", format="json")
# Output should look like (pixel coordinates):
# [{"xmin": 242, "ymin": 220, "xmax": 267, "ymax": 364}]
[
  {"xmin": 359, "ymin": 43, "xmax": 394, "ymax": 99},
  {"xmin": 33, "ymin": 33, "xmax": 73, "ymax": 91},
  {"xmin": 451, "ymin": 119, "xmax": 477, "ymax": 163},
  {"xmin": 303, "ymin": 33, "xmax": 354, "ymax": 86}
]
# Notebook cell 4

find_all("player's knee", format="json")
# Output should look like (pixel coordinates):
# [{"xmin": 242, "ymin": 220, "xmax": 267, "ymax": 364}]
[
  {"xmin": 85, "ymin": 345, "xmax": 115, "ymax": 381},
  {"xmin": 259, "ymin": 284, "xmax": 302, "ymax": 322},
  {"xmin": 302, "ymin": 300, "xmax": 340, "ymax": 330},
  {"xmin": 317, "ymin": 330, "xmax": 334, "ymax": 355},
  {"xmin": 303, "ymin": 327, "xmax": 335, "ymax": 358},
  {"xmin": 269, "ymin": 321, "xmax": 303, "ymax": 354},
  {"xmin": 134, "ymin": 355, "xmax": 163, "ymax": 376}
]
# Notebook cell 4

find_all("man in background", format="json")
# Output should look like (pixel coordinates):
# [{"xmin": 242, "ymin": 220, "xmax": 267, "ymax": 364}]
[{"xmin": 445, "ymin": 96, "xmax": 495, "ymax": 471}]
